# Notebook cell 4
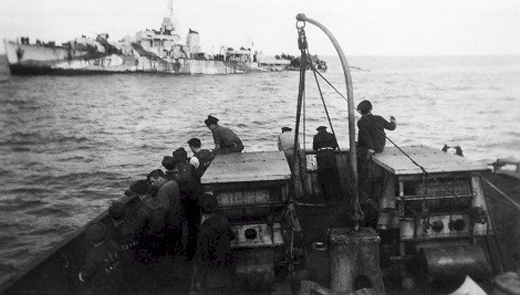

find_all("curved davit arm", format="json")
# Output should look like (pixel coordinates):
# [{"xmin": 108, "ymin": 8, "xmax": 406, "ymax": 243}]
[{"xmin": 295, "ymin": 13, "xmax": 360, "ymax": 220}]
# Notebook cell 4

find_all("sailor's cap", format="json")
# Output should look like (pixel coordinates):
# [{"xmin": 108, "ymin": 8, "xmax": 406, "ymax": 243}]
[
  {"xmin": 357, "ymin": 100, "xmax": 373, "ymax": 113},
  {"xmin": 205, "ymin": 115, "xmax": 219, "ymax": 125},
  {"xmin": 316, "ymin": 126, "xmax": 327, "ymax": 131}
]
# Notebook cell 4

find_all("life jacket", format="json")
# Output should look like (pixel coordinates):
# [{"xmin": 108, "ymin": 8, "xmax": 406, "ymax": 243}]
[{"xmin": 193, "ymin": 149, "xmax": 215, "ymax": 180}]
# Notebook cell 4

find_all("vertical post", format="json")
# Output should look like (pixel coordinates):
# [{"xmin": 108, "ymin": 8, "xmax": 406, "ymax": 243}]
[{"xmin": 295, "ymin": 13, "xmax": 360, "ymax": 220}]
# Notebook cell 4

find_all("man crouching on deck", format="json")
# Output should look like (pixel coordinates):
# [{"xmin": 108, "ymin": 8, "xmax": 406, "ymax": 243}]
[{"xmin": 205, "ymin": 115, "xmax": 244, "ymax": 155}]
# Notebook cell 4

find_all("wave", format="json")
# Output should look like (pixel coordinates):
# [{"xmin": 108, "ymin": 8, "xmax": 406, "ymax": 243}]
[
  {"xmin": 1, "ymin": 132, "xmax": 92, "ymax": 146},
  {"xmin": 26, "ymin": 207, "xmax": 74, "ymax": 218}
]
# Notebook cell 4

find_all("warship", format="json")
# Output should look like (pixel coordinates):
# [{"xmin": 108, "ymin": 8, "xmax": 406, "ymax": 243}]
[{"xmin": 3, "ymin": 3, "xmax": 278, "ymax": 75}]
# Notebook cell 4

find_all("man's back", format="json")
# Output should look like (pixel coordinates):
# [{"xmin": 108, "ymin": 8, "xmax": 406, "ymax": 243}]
[
  {"xmin": 193, "ymin": 149, "xmax": 215, "ymax": 180},
  {"xmin": 212, "ymin": 126, "xmax": 242, "ymax": 148},
  {"xmin": 278, "ymin": 131, "xmax": 294, "ymax": 151},
  {"xmin": 196, "ymin": 214, "xmax": 236, "ymax": 288},
  {"xmin": 313, "ymin": 131, "xmax": 337, "ymax": 151},
  {"xmin": 357, "ymin": 114, "xmax": 396, "ymax": 153}
]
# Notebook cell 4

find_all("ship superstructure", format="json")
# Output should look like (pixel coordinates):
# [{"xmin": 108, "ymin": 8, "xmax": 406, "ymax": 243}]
[{"xmin": 3, "ymin": 4, "xmax": 262, "ymax": 75}]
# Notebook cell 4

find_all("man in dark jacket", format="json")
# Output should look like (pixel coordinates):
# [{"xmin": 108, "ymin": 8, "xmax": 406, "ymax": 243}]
[
  {"xmin": 143, "ymin": 169, "xmax": 181, "ymax": 258},
  {"xmin": 171, "ymin": 147, "xmax": 201, "ymax": 260},
  {"xmin": 194, "ymin": 193, "xmax": 236, "ymax": 294},
  {"xmin": 356, "ymin": 100, "xmax": 396, "ymax": 156},
  {"xmin": 188, "ymin": 137, "xmax": 215, "ymax": 181},
  {"xmin": 313, "ymin": 126, "xmax": 340, "ymax": 201},
  {"xmin": 356, "ymin": 100, "xmax": 397, "ymax": 218},
  {"xmin": 106, "ymin": 201, "xmax": 140, "ymax": 292},
  {"xmin": 79, "ymin": 222, "xmax": 124, "ymax": 294},
  {"xmin": 205, "ymin": 115, "xmax": 244, "ymax": 155}
]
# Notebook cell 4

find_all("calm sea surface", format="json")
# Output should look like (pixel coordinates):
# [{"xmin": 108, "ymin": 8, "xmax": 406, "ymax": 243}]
[{"xmin": 1, "ymin": 55, "xmax": 519, "ymax": 281}]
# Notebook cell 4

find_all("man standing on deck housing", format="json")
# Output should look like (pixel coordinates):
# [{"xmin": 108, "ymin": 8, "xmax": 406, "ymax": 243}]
[
  {"xmin": 205, "ymin": 115, "xmax": 244, "ymax": 155},
  {"xmin": 356, "ymin": 100, "xmax": 396, "ymax": 157},
  {"xmin": 313, "ymin": 126, "xmax": 340, "ymax": 201},
  {"xmin": 356, "ymin": 100, "xmax": 397, "ymax": 219}
]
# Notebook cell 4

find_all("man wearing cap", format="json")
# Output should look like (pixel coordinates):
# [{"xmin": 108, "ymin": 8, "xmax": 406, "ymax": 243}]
[
  {"xmin": 205, "ymin": 115, "xmax": 244, "ymax": 155},
  {"xmin": 278, "ymin": 126, "xmax": 297, "ymax": 169},
  {"xmin": 356, "ymin": 100, "xmax": 396, "ymax": 156},
  {"xmin": 78, "ymin": 222, "xmax": 124, "ymax": 294},
  {"xmin": 356, "ymin": 100, "xmax": 396, "ymax": 205},
  {"xmin": 313, "ymin": 126, "xmax": 340, "ymax": 201},
  {"xmin": 193, "ymin": 193, "xmax": 236, "ymax": 294}
]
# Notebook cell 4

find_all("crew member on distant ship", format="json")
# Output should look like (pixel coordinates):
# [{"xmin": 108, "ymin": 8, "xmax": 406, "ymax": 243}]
[
  {"xmin": 313, "ymin": 126, "xmax": 340, "ymax": 201},
  {"xmin": 205, "ymin": 115, "xmax": 244, "ymax": 155}
]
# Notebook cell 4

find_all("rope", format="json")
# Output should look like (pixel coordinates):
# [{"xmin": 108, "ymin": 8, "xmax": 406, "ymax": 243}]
[
  {"xmin": 482, "ymin": 177, "xmax": 520, "ymax": 211},
  {"xmin": 303, "ymin": 46, "xmax": 363, "ymax": 237},
  {"xmin": 311, "ymin": 64, "xmax": 473, "ymax": 210}
]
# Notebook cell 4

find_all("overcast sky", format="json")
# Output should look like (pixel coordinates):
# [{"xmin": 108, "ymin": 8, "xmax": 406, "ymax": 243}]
[{"xmin": 1, "ymin": 0, "xmax": 519, "ymax": 56}]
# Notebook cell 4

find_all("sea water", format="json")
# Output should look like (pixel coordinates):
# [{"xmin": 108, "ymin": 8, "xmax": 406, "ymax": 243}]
[{"xmin": 0, "ymin": 55, "xmax": 519, "ymax": 281}]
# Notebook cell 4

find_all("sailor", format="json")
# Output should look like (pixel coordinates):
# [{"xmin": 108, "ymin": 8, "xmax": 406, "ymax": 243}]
[
  {"xmin": 107, "ymin": 201, "xmax": 139, "ymax": 292},
  {"xmin": 205, "ymin": 115, "xmax": 244, "ymax": 155},
  {"xmin": 188, "ymin": 137, "xmax": 215, "ymax": 181},
  {"xmin": 124, "ymin": 179, "xmax": 150, "ymax": 201},
  {"xmin": 278, "ymin": 126, "xmax": 297, "ymax": 169},
  {"xmin": 356, "ymin": 100, "xmax": 396, "ymax": 200},
  {"xmin": 312, "ymin": 126, "xmax": 341, "ymax": 201},
  {"xmin": 169, "ymin": 147, "xmax": 201, "ymax": 260},
  {"xmin": 78, "ymin": 222, "xmax": 124, "ymax": 294},
  {"xmin": 135, "ymin": 170, "xmax": 181, "ymax": 261},
  {"xmin": 161, "ymin": 156, "xmax": 177, "ymax": 181},
  {"xmin": 356, "ymin": 100, "xmax": 396, "ymax": 156},
  {"xmin": 193, "ymin": 193, "xmax": 236, "ymax": 294},
  {"xmin": 171, "ymin": 147, "xmax": 198, "ymax": 186}
]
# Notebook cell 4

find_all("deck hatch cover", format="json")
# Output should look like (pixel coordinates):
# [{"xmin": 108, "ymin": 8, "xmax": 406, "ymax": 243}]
[
  {"xmin": 372, "ymin": 146, "xmax": 488, "ymax": 175},
  {"xmin": 201, "ymin": 151, "xmax": 291, "ymax": 184}
]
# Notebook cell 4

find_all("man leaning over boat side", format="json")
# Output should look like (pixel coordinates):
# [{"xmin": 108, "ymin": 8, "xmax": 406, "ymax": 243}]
[
  {"xmin": 171, "ymin": 147, "xmax": 202, "ymax": 261},
  {"xmin": 78, "ymin": 222, "xmax": 124, "ymax": 294},
  {"xmin": 356, "ymin": 100, "xmax": 396, "ymax": 220},
  {"xmin": 106, "ymin": 201, "xmax": 140, "ymax": 293},
  {"xmin": 188, "ymin": 137, "xmax": 215, "ymax": 181},
  {"xmin": 134, "ymin": 169, "xmax": 180, "ymax": 264},
  {"xmin": 205, "ymin": 115, "xmax": 244, "ymax": 155}
]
